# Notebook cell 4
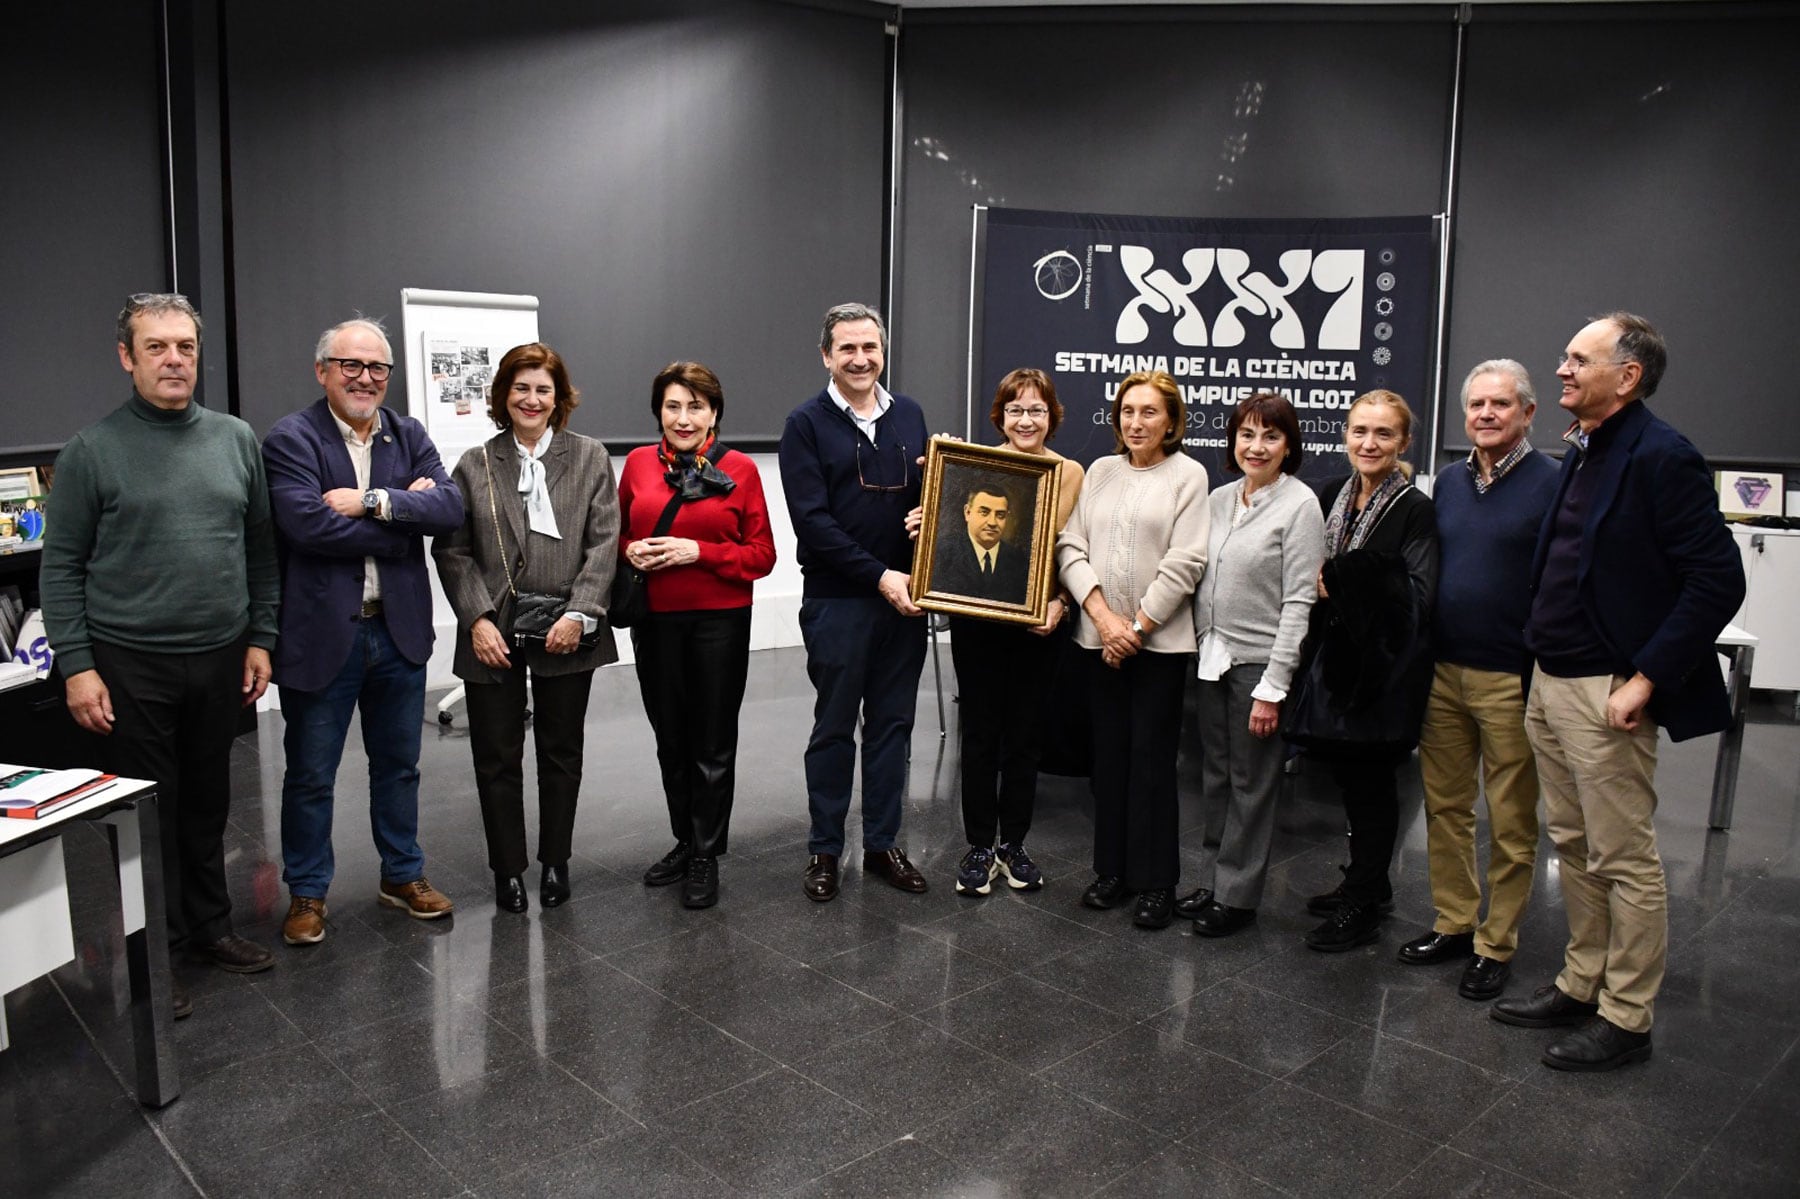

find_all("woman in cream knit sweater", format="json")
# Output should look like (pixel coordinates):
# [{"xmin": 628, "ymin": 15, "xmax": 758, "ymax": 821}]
[{"xmin": 1056, "ymin": 370, "xmax": 1210, "ymax": 929}]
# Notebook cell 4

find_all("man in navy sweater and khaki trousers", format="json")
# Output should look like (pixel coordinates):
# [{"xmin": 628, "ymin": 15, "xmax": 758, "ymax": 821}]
[
  {"xmin": 1400, "ymin": 359, "xmax": 1559, "ymax": 1001},
  {"xmin": 779, "ymin": 303, "xmax": 931, "ymax": 902}
]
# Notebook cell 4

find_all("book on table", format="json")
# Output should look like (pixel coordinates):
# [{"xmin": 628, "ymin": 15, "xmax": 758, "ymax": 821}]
[{"xmin": 0, "ymin": 765, "xmax": 120, "ymax": 819}]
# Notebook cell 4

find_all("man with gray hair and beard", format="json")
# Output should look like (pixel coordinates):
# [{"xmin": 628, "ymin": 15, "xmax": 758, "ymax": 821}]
[
  {"xmin": 262, "ymin": 316, "xmax": 464, "ymax": 946},
  {"xmin": 1398, "ymin": 359, "xmax": 1559, "ymax": 1001}
]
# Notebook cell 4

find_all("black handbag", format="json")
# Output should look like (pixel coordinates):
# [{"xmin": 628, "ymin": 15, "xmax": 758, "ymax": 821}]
[
  {"xmin": 607, "ymin": 489, "xmax": 685, "ymax": 629},
  {"xmin": 481, "ymin": 446, "xmax": 606, "ymax": 651}
]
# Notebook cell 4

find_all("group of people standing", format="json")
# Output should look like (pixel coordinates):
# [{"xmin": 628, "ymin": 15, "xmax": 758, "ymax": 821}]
[
  {"xmin": 46, "ymin": 296, "xmax": 1743, "ymax": 1077},
  {"xmin": 932, "ymin": 312, "xmax": 1742, "ymax": 1076}
]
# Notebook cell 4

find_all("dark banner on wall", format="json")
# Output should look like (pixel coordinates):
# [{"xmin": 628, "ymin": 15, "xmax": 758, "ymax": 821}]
[{"xmin": 977, "ymin": 208, "xmax": 1439, "ymax": 484}]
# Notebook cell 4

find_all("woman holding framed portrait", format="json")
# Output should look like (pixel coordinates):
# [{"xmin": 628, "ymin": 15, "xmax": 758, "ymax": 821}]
[
  {"xmin": 433, "ymin": 342, "xmax": 620, "ymax": 915},
  {"xmin": 1177, "ymin": 392, "xmax": 1325, "ymax": 937},
  {"xmin": 1056, "ymin": 370, "xmax": 1210, "ymax": 929},
  {"xmin": 621, "ymin": 361, "xmax": 776, "ymax": 910},
  {"xmin": 1282, "ymin": 389, "xmax": 1438, "ymax": 952},
  {"xmin": 948, "ymin": 369, "xmax": 1085, "ymax": 896}
]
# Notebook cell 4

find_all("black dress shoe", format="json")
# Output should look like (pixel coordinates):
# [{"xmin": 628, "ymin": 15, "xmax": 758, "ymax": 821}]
[
  {"xmin": 1305, "ymin": 902, "xmax": 1381, "ymax": 952},
  {"xmin": 1133, "ymin": 889, "xmax": 1175, "ymax": 929},
  {"xmin": 863, "ymin": 847, "xmax": 929, "ymax": 893},
  {"xmin": 1305, "ymin": 883, "xmax": 1396, "ymax": 918},
  {"xmin": 171, "ymin": 979, "xmax": 193, "ymax": 1021},
  {"xmin": 540, "ymin": 863, "xmax": 570, "ymax": 909},
  {"xmin": 1397, "ymin": 929, "xmax": 1474, "ymax": 965},
  {"xmin": 1081, "ymin": 875, "xmax": 1132, "ymax": 910},
  {"xmin": 495, "ymin": 873, "xmax": 528, "ymax": 914},
  {"xmin": 1490, "ymin": 984, "xmax": 1598, "ymax": 1028},
  {"xmin": 803, "ymin": 854, "xmax": 840, "ymax": 902},
  {"xmin": 1543, "ymin": 1016, "xmax": 1652, "ymax": 1072},
  {"xmin": 1174, "ymin": 887, "xmax": 1215, "ymax": 921},
  {"xmin": 644, "ymin": 842, "xmax": 692, "ymax": 887},
  {"xmin": 1193, "ymin": 900, "xmax": 1257, "ymax": 938},
  {"xmin": 193, "ymin": 933, "xmax": 274, "ymax": 974},
  {"xmin": 682, "ymin": 855, "xmax": 719, "ymax": 909},
  {"xmin": 1459, "ymin": 955, "xmax": 1511, "ymax": 1001}
]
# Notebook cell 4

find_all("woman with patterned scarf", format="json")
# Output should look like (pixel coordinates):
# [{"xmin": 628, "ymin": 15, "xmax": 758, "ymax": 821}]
[
  {"xmin": 435, "ymin": 342, "xmax": 622, "ymax": 915},
  {"xmin": 1284, "ymin": 389, "xmax": 1439, "ymax": 952},
  {"xmin": 621, "ymin": 361, "xmax": 777, "ymax": 909}
]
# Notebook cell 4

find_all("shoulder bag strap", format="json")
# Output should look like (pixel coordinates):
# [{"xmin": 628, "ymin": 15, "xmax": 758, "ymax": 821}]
[{"xmin": 483, "ymin": 445, "xmax": 517, "ymax": 598}]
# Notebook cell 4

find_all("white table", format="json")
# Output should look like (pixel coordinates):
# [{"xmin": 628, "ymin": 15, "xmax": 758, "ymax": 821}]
[
  {"xmin": 1711, "ymin": 624, "xmax": 1758, "ymax": 831},
  {"xmin": 0, "ymin": 778, "xmax": 180, "ymax": 1106}
]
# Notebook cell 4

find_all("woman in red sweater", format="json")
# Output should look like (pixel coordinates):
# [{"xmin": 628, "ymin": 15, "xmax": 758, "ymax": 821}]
[{"xmin": 621, "ymin": 361, "xmax": 776, "ymax": 908}]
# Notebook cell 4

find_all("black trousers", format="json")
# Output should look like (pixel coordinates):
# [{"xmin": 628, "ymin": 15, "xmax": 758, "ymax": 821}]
[
  {"xmin": 1087, "ymin": 648, "xmax": 1191, "ymax": 890},
  {"xmin": 1327, "ymin": 754, "xmax": 1403, "ymax": 907},
  {"xmin": 633, "ymin": 607, "xmax": 752, "ymax": 857},
  {"xmin": 90, "ymin": 638, "xmax": 244, "ymax": 949},
  {"xmin": 465, "ymin": 666, "xmax": 595, "ymax": 877},
  {"xmin": 949, "ymin": 617, "xmax": 1061, "ymax": 847}
]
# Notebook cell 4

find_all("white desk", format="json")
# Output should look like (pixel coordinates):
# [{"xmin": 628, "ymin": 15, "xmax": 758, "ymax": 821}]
[
  {"xmin": 0, "ymin": 778, "xmax": 180, "ymax": 1107},
  {"xmin": 1711, "ymin": 624, "xmax": 1758, "ymax": 831}
]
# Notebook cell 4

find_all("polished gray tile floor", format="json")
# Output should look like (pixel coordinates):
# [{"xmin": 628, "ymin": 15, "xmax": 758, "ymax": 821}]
[{"xmin": 4, "ymin": 646, "xmax": 1799, "ymax": 1197}]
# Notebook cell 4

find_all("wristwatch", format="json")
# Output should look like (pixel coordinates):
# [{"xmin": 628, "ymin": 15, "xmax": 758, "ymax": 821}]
[
  {"xmin": 362, "ymin": 488, "xmax": 381, "ymax": 516},
  {"xmin": 1130, "ymin": 617, "xmax": 1145, "ymax": 636}
]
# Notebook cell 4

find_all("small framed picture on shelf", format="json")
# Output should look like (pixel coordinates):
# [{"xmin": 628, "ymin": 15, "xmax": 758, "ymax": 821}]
[
  {"xmin": 1718, "ymin": 469, "xmax": 1785, "ymax": 519},
  {"xmin": 0, "ymin": 468, "xmax": 41, "ymax": 504}
]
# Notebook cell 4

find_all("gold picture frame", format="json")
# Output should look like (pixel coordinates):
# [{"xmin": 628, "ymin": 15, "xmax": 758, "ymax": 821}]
[{"xmin": 911, "ymin": 436, "xmax": 1062, "ymax": 625}]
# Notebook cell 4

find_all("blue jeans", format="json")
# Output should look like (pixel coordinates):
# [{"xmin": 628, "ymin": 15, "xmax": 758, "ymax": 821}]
[
  {"xmin": 799, "ymin": 596, "xmax": 927, "ymax": 856},
  {"xmin": 280, "ymin": 617, "xmax": 427, "ymax": 897}
]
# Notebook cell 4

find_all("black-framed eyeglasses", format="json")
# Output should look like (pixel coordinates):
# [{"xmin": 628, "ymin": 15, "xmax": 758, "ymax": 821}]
[
  {"xmin": 327, "ymin": 357, "xmax": 393, "ymax": 382},
  {"xmin": 1003, "ymin": 405, "xmax": 1051, "ymax": 419},
  {"xmin": 855, "ymin": 437, "xmax": 911, "ymax": 493}
]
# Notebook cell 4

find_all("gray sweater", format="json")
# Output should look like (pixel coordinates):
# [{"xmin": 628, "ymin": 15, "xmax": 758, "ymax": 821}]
[
  {"xmin": 1191, "ymin": 474, "xmax": 1325, "ymax": 695},
  {"xmin": 1058, "ymin": 452, "xmax": 1210, "ymax": 654}
]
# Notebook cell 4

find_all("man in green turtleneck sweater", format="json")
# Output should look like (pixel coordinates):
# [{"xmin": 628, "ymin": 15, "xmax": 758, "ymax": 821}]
[{"xmin": 41, "ymin": 294, "xmax": 281, "ymax": 1015}]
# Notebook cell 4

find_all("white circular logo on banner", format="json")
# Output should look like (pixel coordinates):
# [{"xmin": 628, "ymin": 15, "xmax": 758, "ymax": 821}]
[{"xmin": 1033, "ymin": 251, "xmax": 1083, "ymax": 301}]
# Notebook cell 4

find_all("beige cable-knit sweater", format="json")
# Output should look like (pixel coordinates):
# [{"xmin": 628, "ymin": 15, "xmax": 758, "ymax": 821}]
[{"xmin": 1056, "ymin": 451, "xmax": 1210, "ymax": 654}]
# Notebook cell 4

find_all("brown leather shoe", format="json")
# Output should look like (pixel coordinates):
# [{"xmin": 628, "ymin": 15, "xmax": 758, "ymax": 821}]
[
  {"xmin": 282, "ymin": 896, "xmax": 328, "ymax": 945},
  {"xmin": 804, "ymin": 854, "xmax": 840, "ymax": 902},
  {"xmin": 378, "ymin": 877, "xmax": 455, "ymax": 920},
  {"xmin": 863, "ymin": 847, "xmax": 929, "ymax": 893}
]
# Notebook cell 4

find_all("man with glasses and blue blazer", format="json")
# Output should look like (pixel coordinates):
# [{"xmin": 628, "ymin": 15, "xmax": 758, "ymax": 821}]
[
  {"xmin": 262, "ymin": 317, "xmax": 464, "ymax": 947},
  {"xmin": 778, "ymin": 302, "xmax": 931, "ymax": 903}
]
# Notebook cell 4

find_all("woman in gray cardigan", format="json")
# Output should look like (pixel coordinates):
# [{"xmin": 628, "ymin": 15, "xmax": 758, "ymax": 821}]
[
  {"xmin": 433, "ymin": 343, "xmax": 620, "ymax": 914},
  {"xmin": 1177, "ymin": 393, "xmax": 1324, "ymax": 936}
]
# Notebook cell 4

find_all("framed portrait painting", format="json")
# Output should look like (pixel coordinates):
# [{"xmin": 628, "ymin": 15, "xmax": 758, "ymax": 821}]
[{"xmin": 911, "ymin": 437, "xmax": 1062, "ymax": 625}]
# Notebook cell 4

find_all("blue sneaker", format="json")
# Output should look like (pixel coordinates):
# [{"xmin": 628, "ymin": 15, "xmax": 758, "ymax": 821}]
[
  {"xmin": 995, "ymin": 842, "xmax": 1045, "ymax": 891},
  {"xmin": 955, "ymin": 846, "xmax": 997, "ymax": 896}
]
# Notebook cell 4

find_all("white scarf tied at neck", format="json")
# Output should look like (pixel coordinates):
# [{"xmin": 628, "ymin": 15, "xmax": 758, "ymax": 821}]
[{"xmin": 515, "ymin": 429, "xmax": 561, "ymax": 539}]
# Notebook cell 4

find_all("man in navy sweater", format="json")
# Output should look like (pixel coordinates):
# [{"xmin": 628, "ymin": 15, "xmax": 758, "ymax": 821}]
[
  {"xmin": 1494, "ymin": 313, "xmax": 1743, "ymax": 1071},
  {"xmin": 779, "ymin": 303, "xmax": 931, "ymax": 902},
  {"xmin": 1400, "ymin": 360, "xmax": 1559, "ymax": 1001}
]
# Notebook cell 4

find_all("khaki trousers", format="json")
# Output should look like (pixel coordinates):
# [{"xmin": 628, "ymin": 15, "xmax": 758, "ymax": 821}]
[
  {"xmin": 1524, "ymin": 667, "xmax": 1665, "ymax": 1033},
  {"xmin": 1417, "ymin": 663, "xmax": 1540, "ymax": 960}
]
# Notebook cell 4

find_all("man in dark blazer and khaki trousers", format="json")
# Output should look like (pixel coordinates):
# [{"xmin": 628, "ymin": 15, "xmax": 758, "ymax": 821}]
[
  {"xmin": 263, "ymin": 317, "xmax": 465, "ymax": 946},
  {"xmin": 1495, "ymin": 312, "xmax": 1744, "ymax": 1071}
]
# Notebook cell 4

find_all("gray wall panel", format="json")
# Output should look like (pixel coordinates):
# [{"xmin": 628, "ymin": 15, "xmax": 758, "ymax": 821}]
[
  {"xmin": 1448, "ymin": 9, "xmax": 1800, "ymax": 463},
  {"xmin": 5, "ymin": 2, "xmax": 167, "ymax": 449},
  {"xmin": 894, "ymin": 13, "xmax": 1457, "ymax": 435},
  {"xmin": 225, "ymin": 0, "xmax": 889, "ymax": 443}
]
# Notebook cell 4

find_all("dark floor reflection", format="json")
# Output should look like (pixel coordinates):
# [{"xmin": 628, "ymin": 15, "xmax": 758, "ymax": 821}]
[{"xmin": 4, "ymin": 650, "xmax": 1799, "ymax": 1197}]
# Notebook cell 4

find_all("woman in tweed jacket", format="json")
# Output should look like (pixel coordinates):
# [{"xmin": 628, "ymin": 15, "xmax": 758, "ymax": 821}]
[{"xmin": 433, "ymin": 342, "xmax": 619, "ymax": 914}]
